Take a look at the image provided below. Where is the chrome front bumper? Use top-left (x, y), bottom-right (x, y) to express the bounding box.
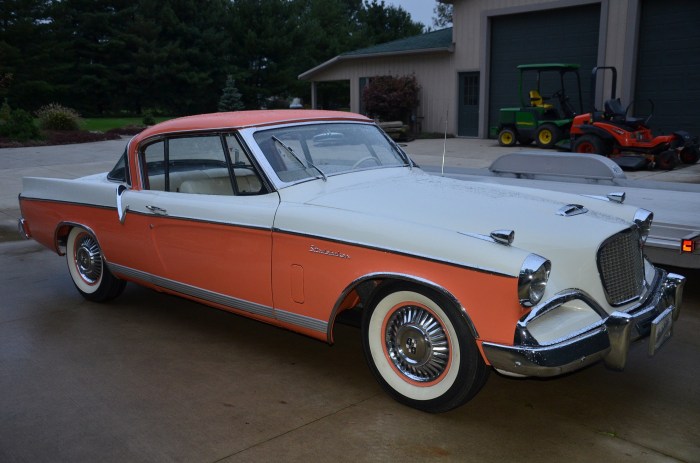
top-left (482, 270), bottom-right (685, 377)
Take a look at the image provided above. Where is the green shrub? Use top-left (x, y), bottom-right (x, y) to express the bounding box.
top-left (36, 103), bottom-right (81, 131)
top-left (0, 99), bottom-right (11, 122)
top-left (0, 109), bottom-right (41, 141)
top-left (142, 111), bottom-right (156, 126)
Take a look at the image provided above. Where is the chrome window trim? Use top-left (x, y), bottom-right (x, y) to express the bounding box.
top-left (238, 121), bottom-right (410, 190)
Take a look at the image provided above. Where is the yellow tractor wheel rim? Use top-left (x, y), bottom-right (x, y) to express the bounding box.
top-left (539, 130), bottom-right (552, 144)
top-left (500, 132), bottom-right (514, 144)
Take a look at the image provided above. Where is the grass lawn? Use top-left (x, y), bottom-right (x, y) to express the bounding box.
top-left (82, 117), bottom-right (172, 132)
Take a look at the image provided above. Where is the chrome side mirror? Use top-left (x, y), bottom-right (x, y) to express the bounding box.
top-left (116, 184), bottom-right (129, 224)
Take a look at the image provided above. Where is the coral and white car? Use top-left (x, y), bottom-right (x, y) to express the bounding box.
top-left (18, 110), bottom-right (685, 412)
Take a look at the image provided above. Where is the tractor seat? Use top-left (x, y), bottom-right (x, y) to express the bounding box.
top-left (604, 99), bottom-right (645, 128)
top-left (529, 90), bottom-right (554, 109)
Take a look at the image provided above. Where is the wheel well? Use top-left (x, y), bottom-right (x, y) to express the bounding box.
top-left (54, 223), bottom-right (73, 255)
top-left (327, 274), bottom-right (478, 344)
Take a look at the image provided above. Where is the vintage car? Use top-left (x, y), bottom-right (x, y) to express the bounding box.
top-left (18, 110), bottom-right (685, 412)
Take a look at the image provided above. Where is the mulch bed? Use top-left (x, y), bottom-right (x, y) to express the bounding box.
top-left (0, 125), bottom-right (146, 149)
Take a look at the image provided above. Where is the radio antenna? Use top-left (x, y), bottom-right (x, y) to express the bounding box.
top-left (441, 109), bottom-right (448, 176)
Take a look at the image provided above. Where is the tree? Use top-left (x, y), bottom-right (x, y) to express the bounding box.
top-left (362, 75), bottom-right (420, 122)
top-left (218, 75), bottom-right (245, 112)
top-left (433, 2), bottom-right (453, 28)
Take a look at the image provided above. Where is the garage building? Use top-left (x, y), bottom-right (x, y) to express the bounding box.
top-left (299, 0), bottom-right (700, 139)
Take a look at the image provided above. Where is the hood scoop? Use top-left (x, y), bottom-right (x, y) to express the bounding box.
top-left (557, 204), bottom-right (588, 217)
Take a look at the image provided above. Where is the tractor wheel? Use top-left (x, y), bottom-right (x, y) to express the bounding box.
top-left (535, 124), bottom-right (561, 149)
top-left (517, 137), bottom-right (533, 146)
top-left (680, 146), bottom-right (699, 164)
top-left (656, 150), bottom-right (679, 170)
top-left (572, 135), bottom-right (611, 156)
top-left (497, 128), bottom-right (517, 147)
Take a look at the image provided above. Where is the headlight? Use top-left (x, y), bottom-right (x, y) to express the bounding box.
top-left (518, 254), bottom-right (551, 307)
top-left (634, 209), bottom-right (654, 244)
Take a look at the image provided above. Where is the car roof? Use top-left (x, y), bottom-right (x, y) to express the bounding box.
top-left (132, 109), bottom-right (372, 144)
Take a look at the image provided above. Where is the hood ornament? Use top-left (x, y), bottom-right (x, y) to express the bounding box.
top-left (490, 229), bottom-right (515, 246)
top-left (557, 204), bottom-right (588, 217)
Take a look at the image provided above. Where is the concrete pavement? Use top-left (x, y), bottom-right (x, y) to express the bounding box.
top-left (1, 136), bottom-right (699, 461)
top-left (1, 238), bottom-right (698, 462)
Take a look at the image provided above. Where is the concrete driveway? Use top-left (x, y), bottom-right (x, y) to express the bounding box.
top-left (1, 138), bottom-right (699, 462)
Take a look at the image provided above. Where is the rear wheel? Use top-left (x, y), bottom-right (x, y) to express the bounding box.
top-left (572, 134), bottom-right (611, 156)
top-left (66, 226), bottom-right (126, 302)
top-left (535, 124), bottom-right (561, 149)
top-left (680, 146), bottom-right (699, 164)
top-left (361, 283), bottom-right (489, 413)
top-left (497, 128), bottom-right (517, 147)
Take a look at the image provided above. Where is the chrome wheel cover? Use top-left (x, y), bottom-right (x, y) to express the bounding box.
top-left (385, 305), bottom-right (449, 382)
top-left (74, 234), bottom-right (103, 284)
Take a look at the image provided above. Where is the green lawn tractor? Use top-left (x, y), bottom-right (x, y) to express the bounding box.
top-left (494, 63), bottom-right (583, 149)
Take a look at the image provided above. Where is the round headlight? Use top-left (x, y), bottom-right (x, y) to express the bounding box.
top-left (518, 254), bottom-right (551, 307)
top-left (634, 209), bottom-right (653, 244)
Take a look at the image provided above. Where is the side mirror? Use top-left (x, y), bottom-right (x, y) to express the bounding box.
top-left (116, 184), bottom-right (129, 224)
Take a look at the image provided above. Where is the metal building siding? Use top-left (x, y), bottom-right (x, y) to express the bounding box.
top-left (307, 53), bottom-right (455, 133)
top-left (487, 3), bottom-right (601, 132)
top-left (634, 0), bottom-right (700, 136)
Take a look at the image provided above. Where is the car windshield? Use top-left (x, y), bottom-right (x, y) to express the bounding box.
top-left (253, 123), bottom-right (409, 183)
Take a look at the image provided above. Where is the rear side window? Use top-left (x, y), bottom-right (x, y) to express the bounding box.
top-left (140, 133), bottom-right (266, 196)
top-left (107, 148), bottom-right (131, 184)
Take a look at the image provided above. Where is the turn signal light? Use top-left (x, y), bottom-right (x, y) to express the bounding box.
top-left (681, 233), bottom-right (699, 253)
top-left (681, 239), bottom-right (695, 253)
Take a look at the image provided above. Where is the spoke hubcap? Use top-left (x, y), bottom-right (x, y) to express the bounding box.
top-left (385, 305), bottom-right (449, 382)
top-left (75, 235), bottom-right (102, 284)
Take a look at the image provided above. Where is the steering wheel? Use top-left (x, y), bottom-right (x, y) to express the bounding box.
top-left (352, 156), bottom-right (380, 169)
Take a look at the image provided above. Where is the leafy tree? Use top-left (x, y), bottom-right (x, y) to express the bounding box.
top-left (433, 2), bottom-right (453, 28)
top-left (362, 74), bottom-right (420, 122)
top-left (218, 75), bottom-right (245, 111)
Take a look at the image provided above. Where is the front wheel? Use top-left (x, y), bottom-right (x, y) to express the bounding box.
top-left (361, 283), bottom-right (489, 413)
top-left (497, 128), bottom-right (517, 147)
top-left (535, 124), bottom-right (561, 149)
top-left (66, 226), bottom-right (126, 302)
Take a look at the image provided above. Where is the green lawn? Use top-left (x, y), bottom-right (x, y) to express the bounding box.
top-left (81, 117), bottom-right (172, 132)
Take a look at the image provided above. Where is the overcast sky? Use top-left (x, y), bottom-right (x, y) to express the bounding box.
top-left (386, 0), bottom-right (437, 29)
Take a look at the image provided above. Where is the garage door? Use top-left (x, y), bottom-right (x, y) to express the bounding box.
top-left (487, 4), bottom-right (600, 135)
top-left (635, 0), bottom-right (700, 136)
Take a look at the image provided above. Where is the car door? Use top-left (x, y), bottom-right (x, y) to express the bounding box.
top-left (126, 132), bottom-right (279, 316)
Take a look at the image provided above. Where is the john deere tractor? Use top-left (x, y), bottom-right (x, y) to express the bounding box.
top-left (494, 63), bottom-right (583, 149)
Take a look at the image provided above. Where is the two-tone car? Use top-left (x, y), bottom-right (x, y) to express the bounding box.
top-left (18, 110), bottom-right (685, 412)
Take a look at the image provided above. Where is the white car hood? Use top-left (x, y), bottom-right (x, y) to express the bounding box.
top-left (276, 168), bottom-right (644, 305)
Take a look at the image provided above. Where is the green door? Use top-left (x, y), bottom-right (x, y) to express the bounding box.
top-left (458, 72), bottom-right (479, 136)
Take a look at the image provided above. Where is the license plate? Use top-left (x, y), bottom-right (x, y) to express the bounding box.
top-left (649, 307), bottom-right (674, 356)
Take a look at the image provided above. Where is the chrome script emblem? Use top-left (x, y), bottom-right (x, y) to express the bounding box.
top-left (309, 244), bottom-right (350, 259)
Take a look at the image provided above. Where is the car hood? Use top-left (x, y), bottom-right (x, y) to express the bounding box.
top-left (275, 168), bottom-right (645, 302)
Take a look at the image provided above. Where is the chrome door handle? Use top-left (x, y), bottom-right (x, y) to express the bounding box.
top-left (145, 205), bottom-right (168, 216)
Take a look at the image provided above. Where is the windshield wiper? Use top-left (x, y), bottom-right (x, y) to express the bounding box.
top-left (272, 136), bottom-right (327, 182)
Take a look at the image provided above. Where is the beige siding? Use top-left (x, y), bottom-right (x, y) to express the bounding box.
top-left (301, 0), bottom-right (641, 137)
top-left (307, 53), bottom-right (455, 134)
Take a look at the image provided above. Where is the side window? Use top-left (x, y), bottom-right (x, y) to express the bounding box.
top-left (225, 134), bottom-right (265, 195)
top-left (143, 141), bottom-right (166, 191)
top-left (168, 135), bottom-right (233, 195)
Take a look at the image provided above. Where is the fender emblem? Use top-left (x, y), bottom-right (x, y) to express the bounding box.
top-left (309, 245), bottom-right (350, 259)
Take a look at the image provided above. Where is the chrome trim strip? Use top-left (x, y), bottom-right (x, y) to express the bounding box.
top-left (276, 310), bottom-right (327, 333)
top-left (17, 218), bottom-right (31, 240)
top-left (275, 228), bottom-right (515, 278)
top-left (327, 272), bottom-right (480, 342)
top-left (107, 262), bottom-right (327, 333)
top-left (109, 262), bottom-right (273, 317)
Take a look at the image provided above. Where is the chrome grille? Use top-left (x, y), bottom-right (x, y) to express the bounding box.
top-left (597, 228), bottom-right (645, 306)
